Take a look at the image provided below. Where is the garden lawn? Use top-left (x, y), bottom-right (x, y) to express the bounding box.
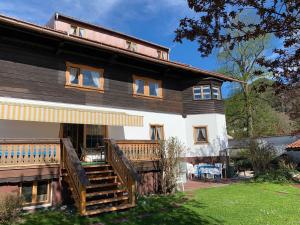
top-left (16, 183), bottom-right (300, 225)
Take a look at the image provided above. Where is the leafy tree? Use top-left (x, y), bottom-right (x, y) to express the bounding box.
top-left (225, 79), bottom-right (295, 138)
top-left (218, 34), bottom-right (270, 137)
top-left (175, 0), bottom-right (300, 88)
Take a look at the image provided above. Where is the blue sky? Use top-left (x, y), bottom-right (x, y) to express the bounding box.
top-left (0, 0), bottom-right (236, 97)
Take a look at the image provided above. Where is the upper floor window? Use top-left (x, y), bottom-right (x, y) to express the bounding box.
top-left (66, 62), bottom-right (104, 92)
top-left (126, 41), bottom-right (137, 52)
top-left (193, 126), bottom-right (208, 144)
top-left (193, 85), bottom-right (221, 100)
top-left (69, 25), bottom-right (85, 38)
top-left (150, 124), bottom-right (164, 141)
top-left (133, 75), bottom-right (162, 99)
top-left (212, 86), bottom-right (221, 100)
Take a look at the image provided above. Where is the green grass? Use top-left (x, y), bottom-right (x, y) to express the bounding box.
top-left (16, 183), bottom-right (300, 225)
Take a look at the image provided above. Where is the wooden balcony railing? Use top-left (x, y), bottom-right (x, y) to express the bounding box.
top-left (106, 139), bottom-right (139, 207)
top-left (116, 140), bottom-right (161, 161)
top-left (0, 139), bottom-right (60, 167)
top-left (61, 138), bottom-right (90, 215)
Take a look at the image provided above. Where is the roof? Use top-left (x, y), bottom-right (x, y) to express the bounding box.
top-left (54, 13), bottom-right (170, 51)
top-left (287, 139), bottom-right (300, 149)
top-left (0, 13), bottom-right (242, 83)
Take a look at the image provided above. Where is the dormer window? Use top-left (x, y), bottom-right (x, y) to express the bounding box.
top-left (126, 41), bottom-right (137, 52)
top-left (157, 50), bottom-right (166, 60)
top-left (69, 25), bottom-right (85, 38)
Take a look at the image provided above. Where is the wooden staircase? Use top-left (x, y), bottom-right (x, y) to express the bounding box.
top-left (61, 138), bottom-right (137, 216)
top-left (83, 163), bottom-right (133, 216)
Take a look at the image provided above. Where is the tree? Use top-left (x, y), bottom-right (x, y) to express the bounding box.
top-left (175, 0), bottom-right (300, 88)
top-left (218, 35), bottom-right (270, 137)
top-left (225, 79), bottom-right (296, 138)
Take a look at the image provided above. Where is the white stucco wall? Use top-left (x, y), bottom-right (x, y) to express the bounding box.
top-left (108, 111), bottom-right (186, 142)
top-left (0, 120), bottom-right (60, 138)
top-left (185, 114), bottom-right (228, 157)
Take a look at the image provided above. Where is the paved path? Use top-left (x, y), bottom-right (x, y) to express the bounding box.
top-left (184, 180), bottom-right (230, 192)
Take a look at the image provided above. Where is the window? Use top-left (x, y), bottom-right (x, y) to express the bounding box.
top-left (133, 75), bottom-right (162, 98)
top-left (193, 85), bottom-right (212, 100)
top-left (70, 25), bottom-right (77, 35)
top-left (150, 125), bottom-right (164, 140)
top-left (85, 125), bottom-right (107, 148)
top-left (78, 28), bottom-right (85, 38)
top-left (126, 41), bottom-right (137, 52)
top-left (212, 86), bottom-right (221, 100)
top-left (193, 85), bottom-right (222, 100)
top-left (149, 81), bottom-right (159, 96)
top-left (193, 126), bottom-right (208, 144)
top-left (69, 25), bottom-right (85, 38)
top-left (157, 50), bottom-right (167, 60)
top-left (20, 181), bottom-right (51, 205)
top-left (135, 79), bottom-right (145, 94)
top-left (66, 62), bottom-right (104, 92)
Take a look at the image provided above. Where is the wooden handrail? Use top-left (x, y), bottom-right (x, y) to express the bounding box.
top-left (61, 138), bottom-right (90, 215)
top-left (105, 139), bottom-right (139, 207)
top-left (0, 138), bottom-right (60, 144)
top-left (0, 139), bottom-right (61, 167)
top-left (116, 140), bottom-right (160, 161)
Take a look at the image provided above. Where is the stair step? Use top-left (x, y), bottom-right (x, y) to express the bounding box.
top-left (87, 182), bottom-right (120, 189)
top-left (89, 176), bottom-right (117, 181)
top-left (85, 203), bottom-right (134, 216)
top-left (83, 164), bottom-right (111, 168)
top-left (86, 170), bottom-right (114, 175)
top-left (86, 189), bottom-right (126, 197)
top-left (86, 196), bottom-right (129, 206)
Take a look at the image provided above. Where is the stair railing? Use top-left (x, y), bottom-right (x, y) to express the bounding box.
top-left (61, 138), bottom-right (90, 215)
top-left (105, 139), bottom-right (139, 207)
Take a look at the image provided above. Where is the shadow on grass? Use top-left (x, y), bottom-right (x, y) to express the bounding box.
top-left (18, 194), bottom-right (224, 225)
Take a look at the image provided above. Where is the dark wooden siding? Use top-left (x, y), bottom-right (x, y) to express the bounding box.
top-left (0, 43), bottom-right (183, 114)
top-left (0, 32), bottom-right (225, 116)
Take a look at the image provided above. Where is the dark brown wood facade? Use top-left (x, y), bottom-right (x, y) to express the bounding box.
top-left (0, 20), bottom-right (227, 115)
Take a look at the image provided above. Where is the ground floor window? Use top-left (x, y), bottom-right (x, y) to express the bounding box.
top-left (150, 124), bottom-right (164, 141)
top-left (20, 180), bottom-right (51, 205)
top-left (193, 126), bottom-right (208, 144)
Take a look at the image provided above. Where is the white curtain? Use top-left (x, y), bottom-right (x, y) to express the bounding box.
top-left (136, 80), bottom-right (144, 93)
top-left (156, 127), bottom-right (161, 140)
top-left (91, 71), bottom-right (100, 87)
top-left (197, 128), bottom-right (206, 141)
top-left (70, 67), bottom-right (77, 83)
top-left (154, 83), bottom-right (158, 96)
top-left (79, 28), bottom-right (85, 37)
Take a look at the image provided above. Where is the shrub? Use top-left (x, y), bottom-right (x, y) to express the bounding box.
top-left (253, 169), bottom-right (294, 183)
top-left (0, 193), bottom-right (22, 224)
top-left (158, 137), bottom-right (185, 194)
top-left (248, 140), bottom-right (276, 174)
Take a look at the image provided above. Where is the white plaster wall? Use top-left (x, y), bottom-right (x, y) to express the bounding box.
top-left (185, 114), bottom-right (228, 157)
top-left (0, 120), bottom-right (60, 138)
top-left (107, 110), bottom-right (186, 144)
